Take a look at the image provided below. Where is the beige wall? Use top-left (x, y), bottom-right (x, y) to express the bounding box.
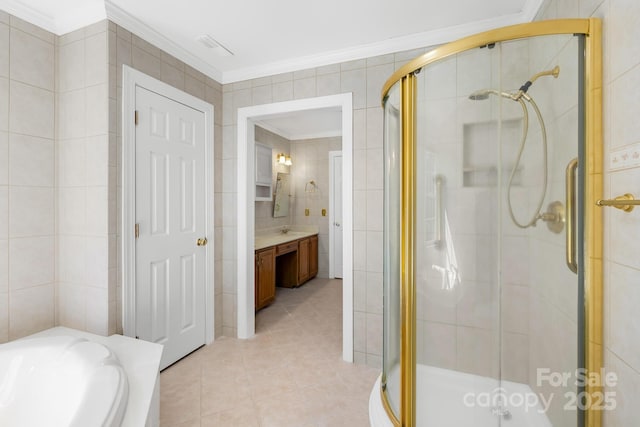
top-left (0, 14), bottom-right (224, 342)
top-left (538, 0), bottom-right (640, 425)
top-left (0, 13), bottom-right (55, 342)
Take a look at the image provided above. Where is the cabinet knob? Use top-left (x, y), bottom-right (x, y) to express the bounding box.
top-left (197, 237), bottom-right (208, 246)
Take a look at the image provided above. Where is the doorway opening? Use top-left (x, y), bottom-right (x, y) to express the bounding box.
top-left (237, 93), bottom-right (354, 362)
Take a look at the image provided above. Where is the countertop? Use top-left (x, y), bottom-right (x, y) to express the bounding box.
top-left (255, 227), bottom-right (318, 251)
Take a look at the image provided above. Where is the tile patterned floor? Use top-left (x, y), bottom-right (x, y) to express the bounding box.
top-left (160, 278), bottom-right (380, 426)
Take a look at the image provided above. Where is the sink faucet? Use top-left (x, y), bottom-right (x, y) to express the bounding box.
top-left (281, 225), bottom-right (290, 234)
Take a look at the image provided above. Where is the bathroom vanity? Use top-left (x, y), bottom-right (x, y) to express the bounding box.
top-left (254, 230), bottom-right (318, 311)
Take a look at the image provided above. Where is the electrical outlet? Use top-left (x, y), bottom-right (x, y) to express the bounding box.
top-left (322, 209), bottom-right (327, 216)
top-left (305, 208), bottom-right (310, 216)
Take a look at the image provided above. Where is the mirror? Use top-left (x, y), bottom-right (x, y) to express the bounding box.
top-left (273, 172), bottom-right (291, 218)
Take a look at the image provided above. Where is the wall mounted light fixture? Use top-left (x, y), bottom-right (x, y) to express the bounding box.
top-left (277, 153), bottom-right (292, 166)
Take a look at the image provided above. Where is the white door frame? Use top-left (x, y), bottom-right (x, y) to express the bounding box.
top-left (237, 93), bottom-right (354, 362)
top-left (121, 65), bottom-right (215, 345)
top-left (328, 150), bottom-right (342, 279)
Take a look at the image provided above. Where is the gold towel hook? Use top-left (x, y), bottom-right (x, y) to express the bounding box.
top-left (596, 193), bottom-right (640, 212)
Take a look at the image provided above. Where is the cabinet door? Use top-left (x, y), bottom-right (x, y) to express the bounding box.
top-left (255, 143), bottom-right (273, 201)
top-left (298, 238), bottom-right (310, 284)
top-left (255, 143), bottom-right (272, 185)
top-left (256, 247), bottom-right (276, 310)
top-left (309, 235), bottom-right (318, 279)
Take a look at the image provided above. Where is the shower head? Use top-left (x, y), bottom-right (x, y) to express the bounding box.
top-left (468, 90), bottom-right (491, 100)
top-left (468, 89), bottom-right (515, 101)
top-left (469, 65), bottom-right (560, 102)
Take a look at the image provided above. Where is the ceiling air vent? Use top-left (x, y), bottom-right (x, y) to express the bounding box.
top-left (196, 34), bottom-right (233, 57)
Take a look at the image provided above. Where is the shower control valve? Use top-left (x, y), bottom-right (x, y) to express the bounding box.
top-left (538, 201), bottom-right (565, 234)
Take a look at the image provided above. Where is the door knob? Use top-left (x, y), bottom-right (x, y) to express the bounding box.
top-left (335, 222), bottom-right (341, 227)
top-left (197, 237), bottom-right (208, 246)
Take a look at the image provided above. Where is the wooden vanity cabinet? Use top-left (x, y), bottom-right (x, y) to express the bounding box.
top-left (297, 235), bottom-right (318, 283)
top-left (255, 247), bottom-right (276, 310)
top-left (309, 235), bottom-right (318, 278)
top-left (255, 234), bottom-right (319, 311)
top-left (298, 238), bottom-right (310, 283)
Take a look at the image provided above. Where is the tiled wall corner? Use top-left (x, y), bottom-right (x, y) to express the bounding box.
top-left (56, 20), bottom-right (111, 336)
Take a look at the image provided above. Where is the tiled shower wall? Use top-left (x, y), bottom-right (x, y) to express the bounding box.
top-left (220, 51), bottom-right (426, 365)
top-left (538, 0), bottom-right (640, 425)
top-left (107, 22), bottom-right (224, 337)
top-left (0, 14), bottom-right (55, 342)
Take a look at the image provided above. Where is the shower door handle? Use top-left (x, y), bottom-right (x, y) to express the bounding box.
top-left (434, 175), bottom-right (444, 246)
top-left (566, 158), bottom-right (578, 274)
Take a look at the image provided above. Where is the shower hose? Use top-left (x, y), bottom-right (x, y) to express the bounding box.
top-left (506, 95), bottom-right (548, 228)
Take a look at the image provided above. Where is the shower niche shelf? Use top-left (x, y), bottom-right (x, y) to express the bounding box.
top-left (462, 118), bottom-right (524, 187)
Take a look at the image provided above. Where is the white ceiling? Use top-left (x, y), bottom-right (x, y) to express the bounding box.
top-left (256, 107), bottom-right (342, 141)
top-left (0, 0), bottom-right (543, 84)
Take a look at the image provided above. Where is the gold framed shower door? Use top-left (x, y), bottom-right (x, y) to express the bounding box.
top-left (380, 18), bottom-right (603, 427)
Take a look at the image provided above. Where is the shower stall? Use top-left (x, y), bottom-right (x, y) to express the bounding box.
top-left (370, 19), bottom-right (603, 427)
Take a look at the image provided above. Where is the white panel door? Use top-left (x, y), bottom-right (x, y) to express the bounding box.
top-left (331, 152), bottom-right (343, 278)
top-left (135, 86), bottom-right (206, 370)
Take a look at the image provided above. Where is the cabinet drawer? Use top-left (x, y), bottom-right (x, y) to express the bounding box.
top-left (276, 241), bottom-right (298, 255)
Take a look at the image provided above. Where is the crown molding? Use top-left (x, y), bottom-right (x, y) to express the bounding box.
top-left (104, 0), bottom-right (544, 85)
top-left (256, 119), bottom-right (342, 141)
top-left (222, 2), bottom-right (543, 84)
top-left (0, 0), bottom-right (106, 35)
top-left (0, 0), bottom-right (56, 33)
top-left (104, 0), bottom-right (223, 83)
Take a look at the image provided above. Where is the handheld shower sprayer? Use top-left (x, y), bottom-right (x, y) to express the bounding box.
top-left (468, 65), bottom-right (561, 229)
top-left (468, 66), bottom-right (561, 103)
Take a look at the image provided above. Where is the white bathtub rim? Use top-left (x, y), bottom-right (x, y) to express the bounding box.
top-left (16, 327), bottom-right (163, 427)
top-left (0, 334), bottom-right (129, 427)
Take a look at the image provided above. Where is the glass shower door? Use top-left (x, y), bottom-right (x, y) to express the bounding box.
top-left (381, 80), bottom-right (402, 420)
top-left (410, 32), bottom-right (582, 426)
top-left (414, 46), bottom-right (502, 427)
